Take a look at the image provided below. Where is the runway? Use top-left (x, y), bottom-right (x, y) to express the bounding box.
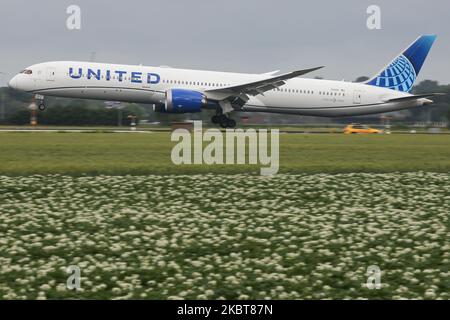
top-left (0, 128), bottom-right (448, 135)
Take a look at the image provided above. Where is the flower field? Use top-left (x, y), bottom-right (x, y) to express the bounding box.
top-left (0, 172), bottom-right (448, 300)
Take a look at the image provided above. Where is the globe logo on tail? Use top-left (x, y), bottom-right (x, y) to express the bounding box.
top-left (370, 55), bottom-right (416, 92)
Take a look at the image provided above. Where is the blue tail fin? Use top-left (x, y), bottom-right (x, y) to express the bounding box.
top-left (365, 35), bottom-right (437, 92)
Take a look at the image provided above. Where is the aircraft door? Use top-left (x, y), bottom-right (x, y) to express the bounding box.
top-left (353, 90), bottom-right (362, 104)
top-left (46, 67), bottom-right (56, 81)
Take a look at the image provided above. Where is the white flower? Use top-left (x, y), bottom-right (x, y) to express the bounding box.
top-left (0, 173), bottom-right (447, 300)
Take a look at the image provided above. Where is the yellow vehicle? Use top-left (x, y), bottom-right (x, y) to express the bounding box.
top-left (344, 124), bottom-right (383, 134)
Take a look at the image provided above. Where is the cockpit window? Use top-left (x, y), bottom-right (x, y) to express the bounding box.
top-left (20, 69), bottom-right (33, 75)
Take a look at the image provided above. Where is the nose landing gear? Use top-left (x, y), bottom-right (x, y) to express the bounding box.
top-left (34, 94), bottom-right (46, 111)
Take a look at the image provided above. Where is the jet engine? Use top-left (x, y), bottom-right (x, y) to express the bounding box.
top-left (162, 89), bottom-right (207, 113)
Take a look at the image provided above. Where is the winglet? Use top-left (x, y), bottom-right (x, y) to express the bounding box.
top-left (291, 66), bottom-right (325, 77)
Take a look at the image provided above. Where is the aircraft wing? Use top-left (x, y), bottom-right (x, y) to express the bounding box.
top-left (205, 66), bottom-right (324, 100)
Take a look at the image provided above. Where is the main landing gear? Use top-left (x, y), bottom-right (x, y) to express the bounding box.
top-left (211, 114), bottom-right (236, 128)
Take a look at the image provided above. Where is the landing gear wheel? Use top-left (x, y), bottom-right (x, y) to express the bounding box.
top-left (211, 115), bottom-right (220, 124)
top-left (227, 118), bottom-right (236, 128)
top-left (219, 119), bottom-right (229, 128)
top-left (219, 116), bottom-right (236, 129)
top-left (218, 115), bottom-right (228, 128)
top-left (38, 103), bottom-right (46, 111)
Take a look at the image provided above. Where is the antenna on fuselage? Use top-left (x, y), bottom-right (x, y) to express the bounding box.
top-left (89, 51), bottom-right (97, 62)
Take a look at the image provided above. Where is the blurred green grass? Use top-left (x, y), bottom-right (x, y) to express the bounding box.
top-left (0, 132), bottom-right (449, 175)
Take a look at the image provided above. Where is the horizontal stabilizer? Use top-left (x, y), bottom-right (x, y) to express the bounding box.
top-left (384, 93), bottom-right (446, 103)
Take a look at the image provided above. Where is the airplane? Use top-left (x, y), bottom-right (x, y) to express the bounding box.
top-left (8, 35), bottom-right (443, 128)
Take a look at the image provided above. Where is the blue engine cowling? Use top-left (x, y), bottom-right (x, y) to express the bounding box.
top-left (164, 89), bottom-right (207, 113)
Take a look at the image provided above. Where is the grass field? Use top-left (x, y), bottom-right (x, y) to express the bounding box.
top-left (0, 132), bottom-right (449, 300)
top-left (0, 132), bottom-right (449, 175)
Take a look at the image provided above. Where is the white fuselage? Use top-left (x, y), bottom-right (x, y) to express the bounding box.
top-left (9, 61), bottom-right (429, 117)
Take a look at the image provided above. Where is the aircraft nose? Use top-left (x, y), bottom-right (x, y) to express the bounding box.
top-left (8, 76), bottom-right (17, 89)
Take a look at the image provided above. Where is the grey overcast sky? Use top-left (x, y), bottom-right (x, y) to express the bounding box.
top-left (1, 0), bottom-right (449, 86)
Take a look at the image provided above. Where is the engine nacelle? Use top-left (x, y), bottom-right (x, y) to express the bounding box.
top-left (164, 89), bottom-right (207, 113)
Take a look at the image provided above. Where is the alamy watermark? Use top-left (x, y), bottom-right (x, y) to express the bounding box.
top-left (365, 265), bottom-right (382, 289)
top-left (66, 265), bottom-right (81, 291)
top-left (366, 5), bottom-right (381, 30)
top-left (171, 121), bottom-right (279, 176)
top-left (66, 5), bottom-right (81, 30)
